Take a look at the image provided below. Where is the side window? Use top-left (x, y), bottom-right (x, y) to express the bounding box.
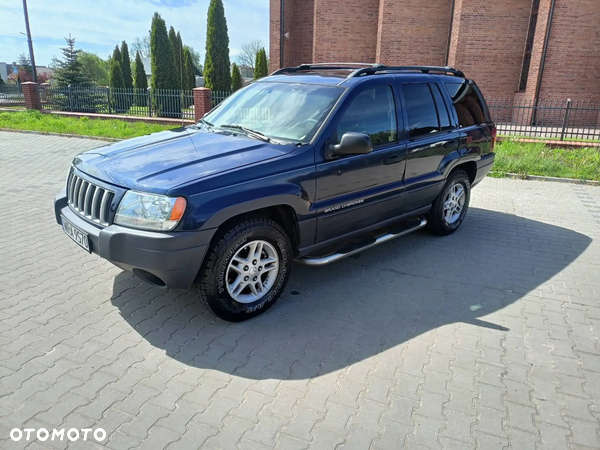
top-left (430, 84), bottom-right (452, 130)
top-left (335, 86), bottom-right (397, 147)
top-left (403, 83), bottom-right (440, 139)
top-left (445, 82), bottom-right (488, 127)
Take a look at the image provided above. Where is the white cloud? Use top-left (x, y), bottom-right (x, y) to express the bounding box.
top-left (0, 0), bottom-right (269, 65)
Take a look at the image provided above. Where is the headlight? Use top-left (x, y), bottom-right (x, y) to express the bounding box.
top-left (114, 191), bottom-right (187, 231)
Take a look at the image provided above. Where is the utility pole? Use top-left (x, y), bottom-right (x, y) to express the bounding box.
top-left (22, 0), bottom-right (37, 82)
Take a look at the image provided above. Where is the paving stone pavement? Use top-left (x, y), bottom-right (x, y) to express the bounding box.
top-left (0, 130), bottom-right (599, 450)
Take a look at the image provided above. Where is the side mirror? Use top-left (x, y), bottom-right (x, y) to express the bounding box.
top-left (326, 132), bottom-right (373, 159)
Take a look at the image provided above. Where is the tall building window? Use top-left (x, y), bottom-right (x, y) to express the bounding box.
top-left (519, 0), bottom-right (541, 92)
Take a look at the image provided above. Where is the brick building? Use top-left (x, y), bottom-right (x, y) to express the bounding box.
top-left (269, 0), bottom-right (600, 105)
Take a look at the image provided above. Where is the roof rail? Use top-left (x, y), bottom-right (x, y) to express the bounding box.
top-left (270, 63), bottom-right (465, 78)
top-left (271, 62), bottom-right (384, 76)
top-left (348, 65), bottom-right (465, 78)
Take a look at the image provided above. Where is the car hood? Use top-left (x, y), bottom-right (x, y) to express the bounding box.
top-left (73, 127), bottom-right (296, 193)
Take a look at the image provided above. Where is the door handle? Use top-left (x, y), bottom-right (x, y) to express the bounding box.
top-left (383, 154), bottom-right (401, 165)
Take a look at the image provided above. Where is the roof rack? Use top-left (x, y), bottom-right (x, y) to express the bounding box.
top-left (271, 63), bottom-right (384, 76)
top-left (349, 65), bottom-right (465, 78)
top-left (271, 63), bottom-right (464, 78)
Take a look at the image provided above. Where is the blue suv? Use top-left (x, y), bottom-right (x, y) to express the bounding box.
top-left (54, 64), bottom-right (496, 321)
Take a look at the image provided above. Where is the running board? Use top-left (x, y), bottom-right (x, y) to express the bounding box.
top-left (296, 217), bottom-right (428, 266)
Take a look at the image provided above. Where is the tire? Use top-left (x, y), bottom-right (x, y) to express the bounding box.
top-left (428, 169), bottom-right (471, 236)
top-left (192, 216), bottom-right (292, 322)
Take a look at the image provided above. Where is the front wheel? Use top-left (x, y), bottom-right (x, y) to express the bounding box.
top-left (428, 169), bottom-right (471, 236)
top-left (192, 217), bottom-right (292, 322)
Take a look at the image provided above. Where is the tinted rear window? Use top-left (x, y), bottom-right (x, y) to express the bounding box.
top-left (445, 82), bottom-right (490, 127)
top-left (403, 83), bottom-right (440, 139)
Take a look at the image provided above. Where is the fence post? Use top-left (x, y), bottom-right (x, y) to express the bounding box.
top-left (106, 87), bottom-right (112, 114)
top-left (21, 82), bottom-right (41, 110)
top-left (193, 87), bottom-right (212, 122)
top-left (147, 87), bottom-right (152, 117)
top-left (67, 85), bottom-right (74, 112)
top-left (560, 98), bottom-right (572, 141)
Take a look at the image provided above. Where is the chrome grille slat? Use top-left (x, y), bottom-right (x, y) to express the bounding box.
top-left (90, 187), bottom-right (102, 220)
top-left (72, 178), bottom-right (83, 209)
top-left (66, 172), bottom-right (114, 226)
top-left (99, 191), bottom-right (110, 224)
top-left (78, 181), bottom-right (88, 212)
top-left (84, 185), bottom-right (95, 216)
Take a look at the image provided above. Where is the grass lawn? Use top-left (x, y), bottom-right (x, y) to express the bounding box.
top-left (0, 110), bottom-right (177, 140)
top-left (493, 140), bottom-right (600, 181)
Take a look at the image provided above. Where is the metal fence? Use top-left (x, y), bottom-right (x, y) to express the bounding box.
top-left (212, 90), bottom-right (232, 107)
top-left (0, 85), bottom-right (25, 108)
top-left (38, 85), bottom-right (196, 119)
top-left (487, 98), bottom-right (600, 141)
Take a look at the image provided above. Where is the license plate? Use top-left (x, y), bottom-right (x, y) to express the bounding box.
top-left (61, 216), bottom-right (90, 252)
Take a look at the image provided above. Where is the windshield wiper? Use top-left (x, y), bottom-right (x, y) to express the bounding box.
top-left (198, 118), bottom-right (214, 128)
top-left (219, 124), bottom-right (271, 143)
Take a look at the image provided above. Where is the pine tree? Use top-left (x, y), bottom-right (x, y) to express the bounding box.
top-left (134, 51), bottom-right (148, 90)
top-left (169, 27), bottom-right (182, 89)
top-left (150, 12), bottom-right (179, 116)
top-left (231, 63), bottom-right (242, 91)
top-left (134, 51), bottom-right (148, 107)
top-left (120, 41), bottom-right (133, 89)
top-left (53, 35), bottom-right (89, 86)
top-left (204, 0), bottom-right (231, 91)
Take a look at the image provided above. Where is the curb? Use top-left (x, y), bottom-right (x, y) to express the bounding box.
top-left (0, 128), bottom-right (121, 142)
top-left (489, 172), bottom-right (600, 186)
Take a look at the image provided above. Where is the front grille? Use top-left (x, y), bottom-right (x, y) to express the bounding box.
top-left (67, 172), bottom-right (114, 226)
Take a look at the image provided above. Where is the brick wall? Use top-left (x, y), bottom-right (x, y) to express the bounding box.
top-left (538, 0), bottom-right (600, 101)
top-left (376, 0), bottom-right (452, 66)
top-left (447, 0), bottom-right (531, 99)
top-left (312, 0), bottom-right (380, 63)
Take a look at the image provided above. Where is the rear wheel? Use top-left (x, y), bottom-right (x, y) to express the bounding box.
top-left (192, 217), bottom-right (292, 322)
top-left (428, 169), bottom-right (471, 236)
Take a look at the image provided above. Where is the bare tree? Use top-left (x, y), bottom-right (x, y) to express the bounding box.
top-left (131, 35), bottom-right (151, 58)
top-left (236, 39), bottom-right (265, 70)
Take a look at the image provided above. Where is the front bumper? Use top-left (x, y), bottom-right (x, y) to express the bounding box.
top-left (54, 189), bottom-right (215, 291)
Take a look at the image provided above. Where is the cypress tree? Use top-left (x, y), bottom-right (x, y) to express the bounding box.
top-left (109, 58), bottom-right (126, 112)
top-left (151, 12), bottom-right (177, 90)
top-left (231, 63), bottom-right (242, 91)
top-left (177, 31), bottom-right (184, 88)
top-left (169, 27), bottom-right (182, 89)
top-left (150, 12), bottom-right (179, 116)
top-left (134, 51), bottom-right (148, 107)
top-left (112, 45), bottom-right (122, 70)
top-left (204, 0), bottom-right (231, 91)
top-left (120, 41), bottom-right (133, 89)
top-left (109, 59), bottom-right (125, 88)
top-left (183, 47), bottom-right (196, 91)
top-left (254, 48), bottom-right (268, 79)
top-left (134, 51), bottom-right (148, 90)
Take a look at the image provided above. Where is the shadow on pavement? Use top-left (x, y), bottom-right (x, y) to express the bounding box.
top-left (111, 207), bottom-right (591, 380)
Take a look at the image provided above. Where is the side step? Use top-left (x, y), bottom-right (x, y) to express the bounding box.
top-left (296, 217), bottom-right (428, 266)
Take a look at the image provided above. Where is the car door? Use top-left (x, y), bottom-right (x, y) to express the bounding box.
top-left (400, 80), bottom-right (460, 212)
top-left (314, 83), bottom-right (407, 243)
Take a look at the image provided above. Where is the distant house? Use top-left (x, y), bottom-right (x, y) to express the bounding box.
top-left (238, 65), bottom-right (254, 79)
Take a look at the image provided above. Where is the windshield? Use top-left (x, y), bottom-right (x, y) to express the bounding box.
top-left (203, 82), bottom-right (345, 144)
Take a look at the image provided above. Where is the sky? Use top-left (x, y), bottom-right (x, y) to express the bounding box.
top-left (0, 0), bottom-right (269, 67)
